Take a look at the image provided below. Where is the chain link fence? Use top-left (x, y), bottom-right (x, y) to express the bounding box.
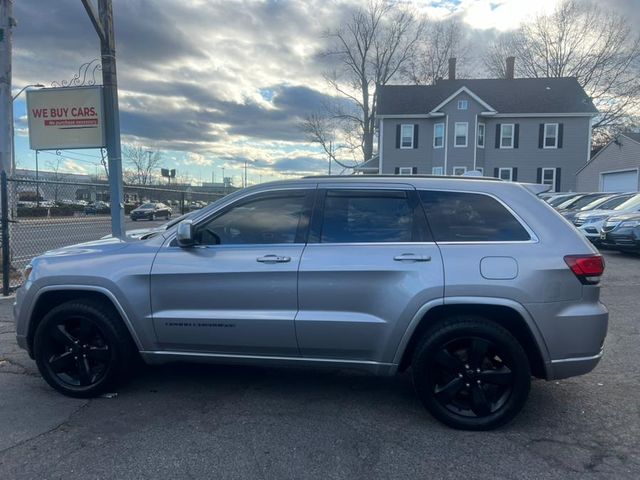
top-left (0, 174), bottom-right (227, 293)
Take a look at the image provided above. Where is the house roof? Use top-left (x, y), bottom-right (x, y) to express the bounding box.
top-left (377, 78), bottom-right (598, 116)
top-left (622, 132), bottom-right (640, 144)
top-left (575, 132), bottom-right (640, 174)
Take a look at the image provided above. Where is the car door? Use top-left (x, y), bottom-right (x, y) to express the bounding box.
top-left (295, 184), bottom-right (444, 363)
top-left (150, 187), bottom-right (314, 356)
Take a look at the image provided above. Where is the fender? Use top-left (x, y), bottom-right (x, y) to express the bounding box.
top-left (390, 296), bottom-right (552, 377)
top-left (27, 284), bottom-right (145, 351)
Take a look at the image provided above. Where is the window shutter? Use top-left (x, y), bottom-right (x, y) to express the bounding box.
top-left (555, 168), bottom-right (562, 192)
top-left (394, 167), bottom-right (400, 174)
top-left (512, 167), bottom-right (518, 181)
top-left (514, 124), bottom-right (519, 149)
top-left (558, 123), bottom-right (564, 148)
top-left (395, 125), bottom-right (401, 148)
top-left (536, 167), bottom-right (542, 184)
top-left (412, 167), bottom-right (418, 174)
top-left (538, 124), bottom-right (544, 149)
top-left (495, 124), bottom-right (501, 148)
top-left (413, 124), bottom-right (419, 148)
top-left (494, 167), bottom-right (499, 178)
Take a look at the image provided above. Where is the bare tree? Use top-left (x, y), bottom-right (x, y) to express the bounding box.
top-left (123, 144), bottom-right (162, 185)
top-left (404, 17), bottom-right (468, 85)
top-left (325, 1), bottom-right (421, 162)
top-left (46, 156), bottom-right (66, 204)
top-left (484, 0), bottom-right (640, 142)
top-left (300, 113), bottom-right (360, 174)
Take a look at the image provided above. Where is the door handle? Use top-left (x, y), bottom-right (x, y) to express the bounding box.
top-left (257, 255), bottom-right (291, 264)
top-left (393, 253), bottom-right (431, 262)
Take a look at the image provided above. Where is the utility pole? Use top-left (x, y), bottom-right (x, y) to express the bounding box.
top-left (244, 160), bottom-right (247, 188)
top-left (0, 0), bottom-right (15, 176)
top-left (81, 0), bottom-right (125, 237)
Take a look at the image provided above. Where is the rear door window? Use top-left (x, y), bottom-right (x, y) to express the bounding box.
top-left (419, 190), bottom-right (531, 242)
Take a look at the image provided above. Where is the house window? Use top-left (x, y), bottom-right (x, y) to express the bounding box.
top-left (542, 168), bottom-right (556, 191)
top-left (457, 100), bottom-right (468, 110)
top-left (500, 124), bottom-right (514, 148)
top-left (433, 123), bottom-right (444, 148)
top-left (454, 122), bottom-right (468, 147)
top-left (477, 123), bottom-right (485, 148)
top-left (453, 166), bottom-right (467, 176)
top-left (398, 167), bottom-right (413, 175)
top-left (400, 124), bottom-right (414, 149)
top-left (499, 168), bottom-right (513, 181)
top-left (432, 167), bottom-right (444, 176)
top-left (544, 123), bottom-right (558, 148)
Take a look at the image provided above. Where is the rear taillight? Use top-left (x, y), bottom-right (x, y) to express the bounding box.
top-left (564, 254), bottom-right (605, 285)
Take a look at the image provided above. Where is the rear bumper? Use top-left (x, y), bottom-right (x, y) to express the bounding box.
top-left (549, 348), bottom-right (604, 380)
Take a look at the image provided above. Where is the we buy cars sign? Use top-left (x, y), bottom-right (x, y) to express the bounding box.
top-left (27, 86), bottom-right (106, 150)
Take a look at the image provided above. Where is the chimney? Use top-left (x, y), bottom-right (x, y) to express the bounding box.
top-left (505, 56), bottom-right (515, 80)
top-left (448, 57), bottom-right (456, 80)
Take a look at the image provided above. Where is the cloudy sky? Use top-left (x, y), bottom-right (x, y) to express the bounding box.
top-left (11, 0), bottom-right (639, 185)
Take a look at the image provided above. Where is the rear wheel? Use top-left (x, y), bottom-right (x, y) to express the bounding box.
top-left (150, 213), bottom-right (156, 221)
top-left (411, 316), bottom-right (530, 430)
top-left (33, 300), bottom-right (135, 398)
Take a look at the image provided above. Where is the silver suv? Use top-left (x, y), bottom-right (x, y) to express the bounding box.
top-left (14, 176), bottom-right (608, 430)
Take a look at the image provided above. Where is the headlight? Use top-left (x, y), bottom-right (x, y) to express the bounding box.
top-left (22, 264), bottom-right (33, 282)
top-left (620, 220), bottom-right (640, 228)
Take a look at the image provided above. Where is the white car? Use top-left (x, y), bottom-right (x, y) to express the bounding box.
top-left (575, 193), bottom-right (640, 243)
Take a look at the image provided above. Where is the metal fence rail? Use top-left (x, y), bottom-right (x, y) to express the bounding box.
top-left (0, 175), bottom-right (227, 293)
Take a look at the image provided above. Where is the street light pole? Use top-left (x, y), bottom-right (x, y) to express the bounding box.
top-left (0, 0), bottom-right (15, 176)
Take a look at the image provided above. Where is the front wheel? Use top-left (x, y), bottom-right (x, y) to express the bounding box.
top-left (33, 300), bottom-right (135, 398)
top-left (411, 316), bottom-right (530, 430)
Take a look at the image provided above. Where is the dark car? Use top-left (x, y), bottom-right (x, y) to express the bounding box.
top-left (600, 212), bottom-right (640, 253)
top-left (130, 202), bottom-right (172, 221)
top-left (84, 201), bottom-right (110, 215)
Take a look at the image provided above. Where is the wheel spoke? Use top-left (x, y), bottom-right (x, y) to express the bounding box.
top-left (78, 357), bottom-right (92, 386)
top-left (470, 386), bottom-right (492, 417)
top-left (468, 339), bottom-right (490, 368)
top-left (434, 349), bottom-right (464, 372)
top-left (479, 368), bottom-right (513, 386)
top-left (87, 345), bottom-right (110, 362)
top-left (48, 351), bottom-right (75, 373)
top-left (51, 324), bottom-right (77, 348)
top-left (435, 377), bottom-right (464, 403)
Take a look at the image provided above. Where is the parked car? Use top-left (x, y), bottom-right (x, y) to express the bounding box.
top-left (599, 212), bottom-right (640, 253)
top-left (84, 201), bottom-right (110, 215)
top-left (15, 176), bottom-right (608, 431)
top-left (576, 193), bottom-right (640, 244)
top-left (130, 202), bottom-right (172, 221)
top-left (547, 193), bottom-right (583, 208)
top-left (556, 193), bottom-right (610, 212)
top-left (562, 193), bottom-right (632, 223)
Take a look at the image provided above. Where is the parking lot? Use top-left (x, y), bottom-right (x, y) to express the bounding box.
top-left (0, 250), bottom-right (638, 479)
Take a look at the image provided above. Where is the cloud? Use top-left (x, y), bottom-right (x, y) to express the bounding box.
top-left (61, 160), bottom-right (88, 175)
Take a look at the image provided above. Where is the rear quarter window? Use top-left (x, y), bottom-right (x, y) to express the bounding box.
top-left (419, 190), bottom-right (531, 242)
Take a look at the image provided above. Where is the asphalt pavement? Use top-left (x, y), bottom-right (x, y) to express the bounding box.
top-left (0, 251), bottom-right (639, 479)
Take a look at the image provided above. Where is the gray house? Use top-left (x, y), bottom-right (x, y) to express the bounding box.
top-left (576, 132), bottom-right (640, 192)
top-left (373, 60), bottom-right (598, 192)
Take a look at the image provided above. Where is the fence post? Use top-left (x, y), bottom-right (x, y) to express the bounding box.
top-left (1, 172), bottom-right (10, 296)
top-left (181, 191), bottom-right (185, 215)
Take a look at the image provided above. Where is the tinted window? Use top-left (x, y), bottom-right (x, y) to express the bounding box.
top-left (320, 190), bottom-right (424, 243)
top-left (419, 191), bottom-right (530, 242)
top-left (197, 194), bottom-right (307, 245)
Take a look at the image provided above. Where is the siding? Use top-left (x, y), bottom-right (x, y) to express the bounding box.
top-left (576, 136), bottom-right (640, 191)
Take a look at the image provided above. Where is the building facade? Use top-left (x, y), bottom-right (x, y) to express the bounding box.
top-left (374, 63), bottom-right (598, 192)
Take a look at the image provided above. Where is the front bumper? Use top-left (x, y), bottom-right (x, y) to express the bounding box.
top-left (600, 229), bottom-right (640, 251)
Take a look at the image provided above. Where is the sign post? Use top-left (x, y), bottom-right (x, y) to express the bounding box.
top-left (81, 0), bottom-right (125, 238)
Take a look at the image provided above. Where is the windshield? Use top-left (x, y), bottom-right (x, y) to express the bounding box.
top-left (139, 203), bottom-right (155, 209)
top-left (549, 194), bottom-right (578, 207)
top-left (560, 194), bottom-right (606, 210)
top-left (613, 194), bottom-right (640, 211)
top-left (595, 194), bottom-right (634, 211)
top-left (578, 195), bottom-right (615, 211)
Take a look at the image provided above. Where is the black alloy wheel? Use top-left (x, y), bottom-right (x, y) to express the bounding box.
top-left (40, 317), bottom-right (112, 388)
top-left (34, 300), bottom-right (135, 397)
top-left (412, 316), bottom-right (530, 430)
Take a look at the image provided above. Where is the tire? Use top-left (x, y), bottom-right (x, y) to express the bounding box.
top-left (166, 212), bottom-right (171, 220)
top-left (150, 213), bottom-right (156, 221)
top-left (131, 217), bottom-right (137, 222)
top-left (33, 299), bottom-right (136, 398)
top-left (411, 316), bottom-right (530, 431)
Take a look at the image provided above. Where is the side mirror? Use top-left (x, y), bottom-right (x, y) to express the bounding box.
top-left (176, 219), bottom-right (195, 247)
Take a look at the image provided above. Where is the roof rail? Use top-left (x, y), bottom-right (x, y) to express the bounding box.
top-left (302, 174), bottom-right (503, 182)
